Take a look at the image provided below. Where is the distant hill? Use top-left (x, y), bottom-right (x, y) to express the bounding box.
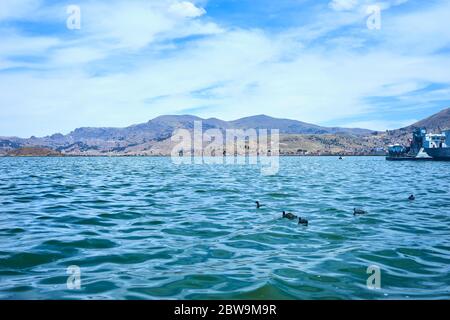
top-left (0, 114), bottom-right (372, 155)
top-left (1, 108), bottom-right (449, 156)
top-left (403, 107), bottom-right (450, 131)
top-left (228, 115), bottom-right (371, 135)
top-left (6, 147), bottom-right (62, 157)
top-left (63, 114), bottom-right (372, 142)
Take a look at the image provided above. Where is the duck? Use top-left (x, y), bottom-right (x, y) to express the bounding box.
top-left (408, 194), bottom-right (415, 201)
top-left (339, 156), bottom-right (343, 160)
top-left (353, 208), bottom-right (367, 215)
top-left (255, 201), bottom-right (263, 209)
top-left (298, 217), bottom-right (309, 226)
top-left (282, 211), bottom-right (297, 220)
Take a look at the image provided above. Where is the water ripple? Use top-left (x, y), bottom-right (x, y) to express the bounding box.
top-left (0, 156), bottom-right (449, 299)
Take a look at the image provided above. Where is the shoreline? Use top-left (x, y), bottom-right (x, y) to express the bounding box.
top-left (0, 154), bottom-right (387, 158)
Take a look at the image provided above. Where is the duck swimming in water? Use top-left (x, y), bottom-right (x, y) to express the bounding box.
top-left (282, 211), bottom-right (297, 220)
top-left (298, 217), bottom-right (309, 226)
top-left (408, 194), bottom-right (415, 201)
top-left (255, 201), bottom-right (263, 209)
top-left (353, 208), bottom-right (367, 215)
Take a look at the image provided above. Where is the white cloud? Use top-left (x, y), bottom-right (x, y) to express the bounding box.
top-left (329, 0), bottom-right (359, 11)
top-left (0, 29), bottom-right (60, 55)
top-left (3, 25), bottom-right (450, 136)
top-left (78, 0), bottom-right (214, 50)
top-left (50, 47), bottom-right (106, 66)
top-left (328, 0), bottom-right (409, 13)
top-left (80, 1), bottom-right (178, 50)
top-left (168, 1), bottom-right (206, 18)
top-left (0, 0), bottom-right (41, 21)
top-left (0, 0), bottom-right (449, 137)
top-left (0, 0), bottom-right (219, 69)
top-left (382, 1), bottom-right (450, 54)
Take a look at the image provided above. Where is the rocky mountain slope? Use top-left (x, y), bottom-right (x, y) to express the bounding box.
top-left (1, 108), bottom-right (448, 156)
top-left (403, 107), bottom-right (450, 132)
top-left (5, 147), bottom-right (62, 157)
top-left (383, 107), bottom-right (450, 146)
top-left (0, 114), bottom-right (371, 155)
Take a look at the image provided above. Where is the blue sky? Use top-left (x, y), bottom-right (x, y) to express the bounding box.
top-left (1, 0), bottom-right (450, 137)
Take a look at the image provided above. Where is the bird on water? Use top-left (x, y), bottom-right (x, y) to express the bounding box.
top-left (408, 194), bottom-right (415, 201)
top-left (282, 211), bottom-right (297, 220)
top-left (255, 201), bottom-right (263, 209)
top-left (353, 208), bottom-right (367, 215)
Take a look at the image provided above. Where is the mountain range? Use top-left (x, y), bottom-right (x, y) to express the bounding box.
top-left (402, 107), bottom-right (450, 131)
top-left (1, 108), bottom-right (449, 156)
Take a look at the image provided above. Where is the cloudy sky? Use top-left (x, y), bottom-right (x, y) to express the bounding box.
top-left (1, 0), bottom-right (449, 137)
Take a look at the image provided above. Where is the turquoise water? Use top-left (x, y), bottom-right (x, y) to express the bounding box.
top-left (0, 156), bottom-right (449, 300)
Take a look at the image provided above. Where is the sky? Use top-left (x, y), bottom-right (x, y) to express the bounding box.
top-left (1, 0), bottom-right (450, 137)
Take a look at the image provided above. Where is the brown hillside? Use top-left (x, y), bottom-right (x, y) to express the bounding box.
top-left (406, 107), bottom-right (450, 131)
top-left (6, 147), bottom-right (62, 157)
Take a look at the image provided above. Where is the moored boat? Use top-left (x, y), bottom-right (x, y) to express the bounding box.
top-left (424, 129), bottom-right (450, 160)
top-left (386, 128), bottom-right (450, 161)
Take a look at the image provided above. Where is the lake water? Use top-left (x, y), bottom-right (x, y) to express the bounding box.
top-left (0, 156), bottom-right (449, 299)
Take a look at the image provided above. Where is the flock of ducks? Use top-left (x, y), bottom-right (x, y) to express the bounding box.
top-left (255, 194), bottom-right (416, 227)
top-left (282, 211), bottom-right (309, 226)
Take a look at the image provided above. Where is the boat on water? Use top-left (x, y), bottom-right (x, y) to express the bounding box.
top-left (425, 148), bottom-right (450, 160)
top-left (386, 128), bottom-right (450, 161)
top-left (423, 130), bottom-right (450, 160)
